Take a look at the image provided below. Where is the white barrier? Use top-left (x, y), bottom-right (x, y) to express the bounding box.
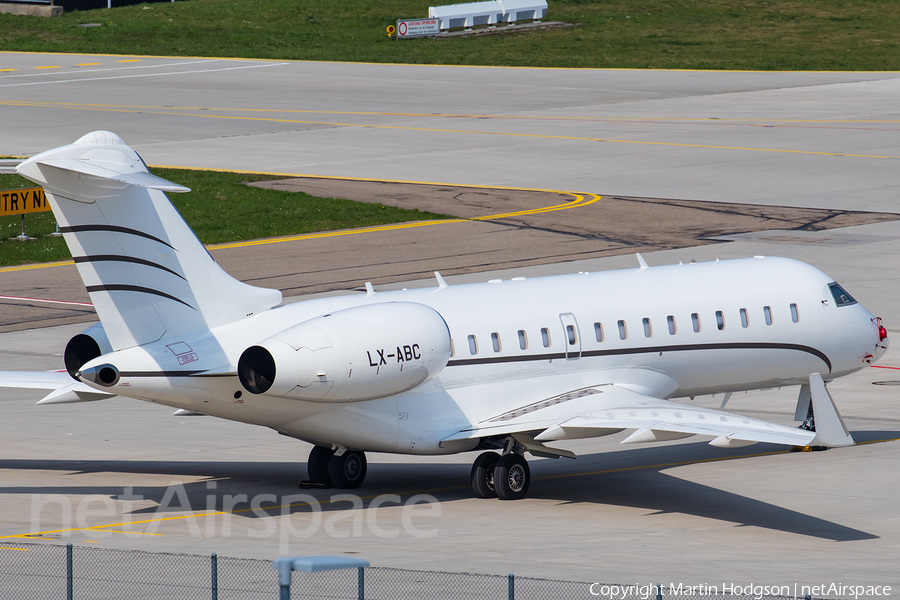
top-left (428, 0), bottom-right (547, 30)
top-left (429, 1), bottom-right (503, 30)
top-left (499, 0), bottom-right (547, 23)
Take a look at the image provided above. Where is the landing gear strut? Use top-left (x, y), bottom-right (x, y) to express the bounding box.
top-left (307, 446), bottom-right (368, 489)
top-left (469, 439), bottom-right (531, 500)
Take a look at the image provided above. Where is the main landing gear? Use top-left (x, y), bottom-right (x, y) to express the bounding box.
top-left (470, 449), bottom-right (531, 500)
top-left (307, 446), bottom-right (368, 489)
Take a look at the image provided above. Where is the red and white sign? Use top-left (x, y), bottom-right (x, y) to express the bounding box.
top-left (396, 18), bottom-right (439, 39)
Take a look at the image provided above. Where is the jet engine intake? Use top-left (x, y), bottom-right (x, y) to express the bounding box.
top-left (238, 302), bottom-right (451, 402)
top-left (64, 323), bottom-right (113, 380)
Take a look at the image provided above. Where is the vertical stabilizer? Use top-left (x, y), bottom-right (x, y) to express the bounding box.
top-left (16, 131), bottom-right (282, 350)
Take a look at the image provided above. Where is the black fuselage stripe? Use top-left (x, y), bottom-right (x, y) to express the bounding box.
top-left (61, 225), bottom-right (174, 250)
top-left (447, 342), bottom-right (832, 373)
top-left (119, 371), bottom-right (205, 377)
top-left (85, 285), bottom-right (195, 310)
top-left (74, 255), bottom-right (186, 280)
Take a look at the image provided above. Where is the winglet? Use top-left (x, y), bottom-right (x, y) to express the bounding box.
top-left (808, 373), bottom-right (855, 447)
top-left (636, 253), bottom-right (649, 270)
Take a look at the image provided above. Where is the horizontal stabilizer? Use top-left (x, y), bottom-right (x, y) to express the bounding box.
top-left (38, 384), bottom-right (115, 405)
top-left (35, 159), bottom-right (190, 193)
top-left (0, 371), bottom-right (76, 390)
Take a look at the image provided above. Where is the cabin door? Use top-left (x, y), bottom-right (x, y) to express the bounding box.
top-left (559, 313), bottom-right (582, 360)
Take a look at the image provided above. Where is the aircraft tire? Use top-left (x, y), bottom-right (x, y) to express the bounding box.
top-left (329, 450), bottom-right (368, 489)
top-left (470, 451), bottom-right (500, 498)
top-left (495, 453), bottom-right (530, 500)
top-left (307, 446), bottom-right (335, 486)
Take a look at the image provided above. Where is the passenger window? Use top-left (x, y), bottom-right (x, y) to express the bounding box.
top-left (467, 335), bottom-right (478, 355)
top-left (764, 306), bottom-right (773, 325)
top-left (618, 320), bottom-right (628, 340)
top-left (518, 330), bottom-right (528, 350)
top-left (691, 313), bottom-right (701, 333)
top-left (642, 318), bottom-right (652, 338)
top-left (491, 332), bottom-right (501, 353)
top-left (566, 325), bottom-right (577, 345)
top-left (740, 308), bottom-right (749, 328)
top-left (790, 303), bottom-right (799, 323)
top-left (594, 322), bottom-right (604, 342)
top-left (541, 327), bottom-right (551, 348)
top-left (667, 315), bottom-right (676, 335)
top-left (716, 311), bottom-right (725, 331)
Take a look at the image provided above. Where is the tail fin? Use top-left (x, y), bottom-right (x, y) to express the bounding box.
top-left (17, 131), bottom-right (282, 350)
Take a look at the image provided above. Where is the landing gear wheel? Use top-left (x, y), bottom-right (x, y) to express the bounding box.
top-left (329, 451), bottom-right (368, 489)
top-left (470, 451), bottom-right (500, 498)
top-left (307, 446), bottom-right (334, 486)
top-left (494, 453), bottom-right (530, 500)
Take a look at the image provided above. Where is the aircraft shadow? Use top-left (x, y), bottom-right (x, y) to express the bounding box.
top-left (2, 430), bottom-right (892, 542)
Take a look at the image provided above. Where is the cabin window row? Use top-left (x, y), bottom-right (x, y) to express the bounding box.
top-left (597, 304), bottom-right (800, 340)
top-left (456, 304), bottom-right (800, 355)
top-left (464, 327), bottom-right (553, 355)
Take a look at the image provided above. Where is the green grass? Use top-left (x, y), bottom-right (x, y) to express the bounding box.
top-left (1, 0), bottom-right (899, 70)
top-left (0, 170), bottom-right (451, 267)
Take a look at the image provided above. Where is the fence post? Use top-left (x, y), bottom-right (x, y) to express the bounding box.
top-left (358, 566), bottom-right (365, 600)
top-left (66, 543), bottom-right (73, 600)
top-left (211, 553), bottom-right (218, 600)
top-left (508, 573), bottom-right (515, 600)
top-left (657, 583), bottom-right (662, 600)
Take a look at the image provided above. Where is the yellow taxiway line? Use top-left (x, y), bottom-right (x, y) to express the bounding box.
top-left (0, 187), bottom-right (600, 272)
top-left (1, 100), bottom-right (897, 159)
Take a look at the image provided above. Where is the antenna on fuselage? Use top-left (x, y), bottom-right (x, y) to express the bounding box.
top-left (636, 253), bottom-right (649, 270)
top-left (434, 272), bottom-right (448, 289)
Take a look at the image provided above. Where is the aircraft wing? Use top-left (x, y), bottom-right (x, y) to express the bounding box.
top-left (0, 371), bottom-right (115, 404)
top-left (442, 383), bottom-right (816, 451)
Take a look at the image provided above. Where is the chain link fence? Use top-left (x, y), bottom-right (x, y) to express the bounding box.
top-left (0, 541), bottom-right (829, 600)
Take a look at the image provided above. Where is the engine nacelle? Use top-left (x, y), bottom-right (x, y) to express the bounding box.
top-left (238, 302), bottom-right (451, 402)
top-left (64, 322), bottom-right (113, 380)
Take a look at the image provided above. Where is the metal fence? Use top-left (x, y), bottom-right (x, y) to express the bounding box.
top-left (0, 541), bottom-right (825, 600)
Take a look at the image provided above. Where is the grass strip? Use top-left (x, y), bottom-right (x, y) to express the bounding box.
top-left (0, 0), bottom-right (899, 70)
top-left (0, 170), bottom-right (451, 267)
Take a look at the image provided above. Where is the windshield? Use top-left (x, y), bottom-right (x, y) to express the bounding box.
top-left (828, 282), bottom-right (858, 307)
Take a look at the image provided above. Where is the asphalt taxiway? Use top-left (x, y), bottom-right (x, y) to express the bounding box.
top-left (1, 53), bottom-right (899, 594)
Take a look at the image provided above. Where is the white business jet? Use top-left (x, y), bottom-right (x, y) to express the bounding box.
top-left (0, 132), bottom-right (889, 500)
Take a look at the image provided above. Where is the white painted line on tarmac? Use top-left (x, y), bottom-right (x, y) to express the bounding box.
top-left (0, 61), bottom-right (289, 88)
top-left (0, 59), bottom-right (217, 80)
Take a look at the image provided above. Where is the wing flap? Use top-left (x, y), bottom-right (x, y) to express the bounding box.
top-left (442, 383), bottom-right (815, 449)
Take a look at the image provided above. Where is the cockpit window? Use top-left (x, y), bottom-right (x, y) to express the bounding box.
top-left (828, 282), bottom-right (857, 307)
